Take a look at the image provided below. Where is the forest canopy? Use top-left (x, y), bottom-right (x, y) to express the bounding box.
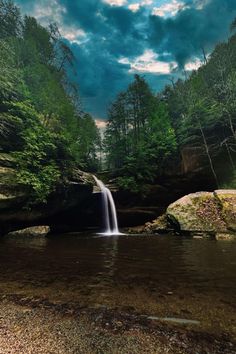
top-left (104, 23), bottom-right (236, 191)
top-left (1, 0), bottom-right (236, 201)
top-left (0, 0), bottom-right (100, 203)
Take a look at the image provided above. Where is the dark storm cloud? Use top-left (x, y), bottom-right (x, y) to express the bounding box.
top-left (15, 0), bottom-right (236, 117)
top-left (67, 39), bottom-right (132, 117)
top-left (53, 0), bottom-right (150, 116)
top-left (59, 0), bottom-right (147, 58)
top-left (149, 0), bottom-right (236, 66)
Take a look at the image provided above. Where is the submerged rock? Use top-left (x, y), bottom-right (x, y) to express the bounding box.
top-left (215, 233), bottom-right (236, 241)
top-left (6, 226), bottom-right (50, 237)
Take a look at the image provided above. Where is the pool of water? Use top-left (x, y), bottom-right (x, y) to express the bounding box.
top-left (0, 233), bottom-right (235, 335)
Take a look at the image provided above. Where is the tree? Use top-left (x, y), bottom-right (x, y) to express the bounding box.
top-left (77, 114), bottom-right (100, 171)
top-left (0, 1), bottom-right (101, 203)
top-left (104, 75), bottom-right (176, 191)
top-left (0, 0), bottom-right (21, 39)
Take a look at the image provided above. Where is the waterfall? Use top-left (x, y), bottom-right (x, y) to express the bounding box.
top-left (94, 176), bottom-right (122, 235)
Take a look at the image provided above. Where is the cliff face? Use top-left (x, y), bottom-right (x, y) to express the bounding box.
top-left (0, 153), bottom-right (95, 235)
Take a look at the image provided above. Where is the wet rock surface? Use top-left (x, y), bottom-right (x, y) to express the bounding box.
top-left (6, 226), bottom-right (50, 238)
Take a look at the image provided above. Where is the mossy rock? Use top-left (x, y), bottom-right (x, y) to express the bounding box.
top-left (0, 166), bottom-right (16, 184)
top-left (214, 190), bottom-right (236, 232)
top-left (6, 226), bottom-right (50, 238)
top-left (144, 214), bottom-right (171, 233)
top-left (215, 233), bottom-right (236, 241)
top-left (167, 192), bottom-right (227, 233)
top-left (0, 153), bottom-right (15, 168)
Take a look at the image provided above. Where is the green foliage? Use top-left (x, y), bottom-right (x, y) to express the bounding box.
top-left (105, 21), bottom-right (236, 189)
top-left (104, 75), bottom-right (176, 189)
top-left (76, 113), bottom-right (100, 171)
top-left (161, 26), bottom-right (236, 185)
top-left (0, 1), bottom-right (100, 204)
top-left (10, 102), bottom-right (60, 203)
top-left (116, 176), bottom-right (139, 193)
top-left (222, 170), bottom-right (236, 189)
top-left (0, 0), bottom-right (21, 39)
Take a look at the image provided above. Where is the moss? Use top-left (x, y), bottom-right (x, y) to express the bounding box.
top-left (0, 167), bottom-right (17, 184)
top-left (196, 198), bottom-right (226, 231)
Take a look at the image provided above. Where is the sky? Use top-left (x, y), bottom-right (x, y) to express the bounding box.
top-left (15, 0), bottom-right (236, 119)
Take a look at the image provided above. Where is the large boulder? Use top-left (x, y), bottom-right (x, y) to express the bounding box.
top-left (214, 190), bottom-right (236, 232)
top-left (166, 190), bottom-right (236, 234)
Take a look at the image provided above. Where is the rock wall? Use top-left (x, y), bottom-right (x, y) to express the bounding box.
top-left (0, 153), bottom-right (96, 235)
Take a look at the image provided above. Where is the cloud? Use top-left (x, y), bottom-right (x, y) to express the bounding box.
top-left (103, 0), bottom-right (127, 6)
top-left (152, 0), bottom-right (185, 18)
top-left (128, 3), bottom-right (140, 12)
top-left (15, 0), bottom-right (236, 118)
top-left (128, 0), bottom-right (153, 12)
top-left (184, 57), bottom-right (202, 71)
top-left (16, 0), bottom-right (66, 25)
top-left (149, 0), bottom-right (236, 67)
top-left (61, 28), bottom-right (86, 44)
top-left (119, 49), bottom-right (177, 74)
top-left (95, 119), bottom-right (108, 129)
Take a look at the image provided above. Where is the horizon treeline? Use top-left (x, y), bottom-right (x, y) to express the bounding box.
top-left (104, 21), bottom-right (236, 191)
top-left (0, 0), bottom-right (100, 203)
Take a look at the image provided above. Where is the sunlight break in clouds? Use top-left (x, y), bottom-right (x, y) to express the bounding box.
top-left (128, 0), bottom-right (153, 12)
top-left (119, 49), bottom-right (177, 74)
top-left (95, 120), bottom-right (108, 129)
top-left (184, 58), bottom-right (203, 71)
top-left (61, 28), bottom-right (87, 44)
top-left (152, 0), bottom-right (185, 17)
top-left (103, 0), bottom-right (127, 6)
top-left (128, 3), bottom-right (140, 12)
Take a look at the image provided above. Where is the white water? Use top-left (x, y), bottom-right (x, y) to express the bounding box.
top-left (93, 176), bottom-right (122, 236)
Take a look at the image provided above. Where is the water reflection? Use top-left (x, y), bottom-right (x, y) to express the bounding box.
top-left (2, 235), bottom-right (49, 250)
top-left (0, 234), bottom-right (235, 333)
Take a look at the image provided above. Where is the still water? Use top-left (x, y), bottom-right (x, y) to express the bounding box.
top-left (0, 234), bottom-right (236, 335)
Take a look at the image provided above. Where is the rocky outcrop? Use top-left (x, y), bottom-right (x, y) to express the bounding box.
top-left (144, 214), bottom-right (170, 234)
top-left (166, 190), bottom-right (236, 235)
top-left (6, 226), bottom-right (50, 237)
top-left (167, 192), bottom-right (226, 233)
top-left (0, 153), bottom-right (95, 235)
top-left (143, 190), bottom-right (236, 237)
top-left (214, 190), bottom-right (236, 232)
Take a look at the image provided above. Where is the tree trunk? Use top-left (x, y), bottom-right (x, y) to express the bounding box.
top-left (199, 121), bottom-right (219, 187)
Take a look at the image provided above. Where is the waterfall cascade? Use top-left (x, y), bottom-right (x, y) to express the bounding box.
top-left (94, 176), bottom-right (122, 235)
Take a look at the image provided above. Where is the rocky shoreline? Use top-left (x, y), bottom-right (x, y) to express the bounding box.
top-left (0, 295), bottom-right (235, 354)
